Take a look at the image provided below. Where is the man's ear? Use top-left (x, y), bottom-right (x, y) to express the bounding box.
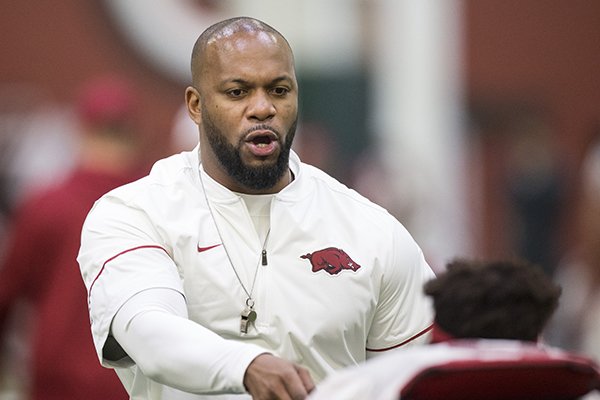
top-left (185, 86), bottom-right (202, 125)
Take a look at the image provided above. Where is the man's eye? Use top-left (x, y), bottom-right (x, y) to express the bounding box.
top-left (227, 89), bottom-right (246, 98)
top-left (271, 87), bottom-right (289, 96)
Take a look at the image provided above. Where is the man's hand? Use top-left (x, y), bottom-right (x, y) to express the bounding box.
top-left (243, 353), bottom-right (315, 400)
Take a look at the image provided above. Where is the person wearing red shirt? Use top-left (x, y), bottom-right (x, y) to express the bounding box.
top-left (0, 76), bottom-right (143, 399)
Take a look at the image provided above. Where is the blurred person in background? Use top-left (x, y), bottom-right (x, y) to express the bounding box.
top-left (504, 111), bottom-right (565, 277)
top-left (548, 127), bottom-right (600, 359)
top-left (0, 83), bottom-right (79, 398)
top-left (0, 85), bottom-right (78, 257)
top-left (0, 75), bottom-right (144, 399)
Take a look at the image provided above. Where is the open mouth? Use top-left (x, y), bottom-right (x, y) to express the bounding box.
top-left (244, 130), bottom-right (279, 156)
top-left (251, 135), bottom-right (274, 147)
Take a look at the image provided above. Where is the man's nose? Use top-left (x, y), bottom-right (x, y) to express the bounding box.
top-left (247, 90), bottom-right (276, 121)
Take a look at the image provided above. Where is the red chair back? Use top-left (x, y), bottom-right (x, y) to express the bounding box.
top-left (400, 349), bottom-right (600, 400)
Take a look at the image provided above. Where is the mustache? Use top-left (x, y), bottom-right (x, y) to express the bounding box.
top-left (243, 124), bottom-right (281, 137)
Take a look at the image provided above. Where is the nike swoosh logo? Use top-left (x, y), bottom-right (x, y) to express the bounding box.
top-left (197, 244), bottom-right (222, 253)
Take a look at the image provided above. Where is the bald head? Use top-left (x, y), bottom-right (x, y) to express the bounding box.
top-left (190, 17), bottom-right (293, 87)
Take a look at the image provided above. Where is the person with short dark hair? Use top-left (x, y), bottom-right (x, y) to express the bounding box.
top-left (426, 258), bottom-right (561, 342)
top-left (309, 258), bottom-right (600, 400)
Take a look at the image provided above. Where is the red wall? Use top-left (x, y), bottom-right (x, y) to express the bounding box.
top-left (0, 1), bottom-right (182, 164)
top-left (466, 0), bottom-right (600, 258)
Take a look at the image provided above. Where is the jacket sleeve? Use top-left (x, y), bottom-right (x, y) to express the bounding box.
top-left (78, 194), bottom-right (267, 394)
top-left (111, 288), bottom-right (267, 394)
top-left (365, 220), bottom-right (435, 355)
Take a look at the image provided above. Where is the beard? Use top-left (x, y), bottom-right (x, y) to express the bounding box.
top-left (201, 109), bottom-right (297, 191)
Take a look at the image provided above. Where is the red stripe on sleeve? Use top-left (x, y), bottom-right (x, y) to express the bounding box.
top-left (366, 324), bottom-right (434, 352)
top-left (88, 245), bottom-right (170, 299)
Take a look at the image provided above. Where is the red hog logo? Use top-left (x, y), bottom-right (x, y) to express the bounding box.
top-left (300, 247), bottom-right (361, 275)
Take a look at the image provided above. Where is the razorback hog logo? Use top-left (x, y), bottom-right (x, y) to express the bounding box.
top-left (300, 247), bottom-right (361, 275)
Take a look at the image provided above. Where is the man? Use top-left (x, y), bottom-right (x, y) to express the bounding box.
top-left (77, 17), bottom-right (435, 399)
top-left (307, 259), bottom-right (600, 400)
top-left (0, 75), bottom-right (140, 399)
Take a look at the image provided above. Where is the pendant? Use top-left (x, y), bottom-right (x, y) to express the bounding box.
top-left (240, 304), bottom-right (257, 334)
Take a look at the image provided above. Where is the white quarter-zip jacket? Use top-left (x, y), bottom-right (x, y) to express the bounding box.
top-left (77, 147), bottom-right (435, 399)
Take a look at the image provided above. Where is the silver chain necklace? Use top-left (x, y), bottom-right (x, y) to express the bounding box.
top-left (198, 166), bottom-right (270, 334)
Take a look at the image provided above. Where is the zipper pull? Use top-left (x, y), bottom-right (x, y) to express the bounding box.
top-left (262, 249), bottom-right (268, 266)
